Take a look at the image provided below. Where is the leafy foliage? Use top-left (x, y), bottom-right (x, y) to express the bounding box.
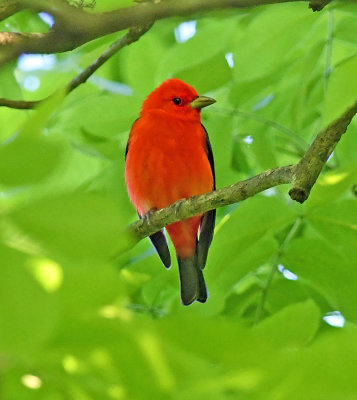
top-left (0, 2), bottom-right (356, 399)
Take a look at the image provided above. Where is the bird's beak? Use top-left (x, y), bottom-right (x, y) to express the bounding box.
top-left (190, 96), bottom-right (216, 109)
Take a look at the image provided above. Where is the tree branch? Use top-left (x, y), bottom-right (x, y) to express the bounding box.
top-left (309, 0), bottom-right (331, 11)
top-left (0, 0), bottom-right (329, 65)
top-left (0, 0), bottom-right (23, 21)
top-left (128, 166), bottom-right (295, 240)
top-left (289, 100), bottom-right (357, 203)
top-left (0, 24), bottom-right (152, 109)
top-left (67, 24), bottom-right (153, 90)
top-left (127, 99), bottom-right (357, 242)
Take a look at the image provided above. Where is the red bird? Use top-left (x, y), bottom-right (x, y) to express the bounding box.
top-left (125, 79), bottom-right (216, 305)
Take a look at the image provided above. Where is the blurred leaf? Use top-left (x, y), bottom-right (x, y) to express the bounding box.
top-left (336, 121), bottom-right (357, 165)
top-left (334, 13), bottom-right (357, 46)
top-left (0, 89), bottom-right (66, 186)
top-left (174, 52), bottom-right (232, 93)
top-left (232, 4), bottom-right (319, 81)
top-left (204, 113), bottom-right (237, 187)
top-left (121, 29), bottom-right (168, 94)
top-left (250, 127), bottom-right (278, 170)
top-left (232, 135), bottom-right (251, 174)
top-left (306, 161), bottom-right (357, 208)
top-left (205, 196), bottom-right (296, 314)
top-left (283, 237), bottom-right (357, 321)
top-left (55, 92), bottom-right (140, 140)
top-left (265, 276), bottom-right (310, 314)
top-left (157, 19), bottom-right (235, 82)
top-left (0, 135), bottom-right (64, 186)
top-left (1, 4), bottom-right (357, 400)
top-left (23, 88), bottom-right (66, 137)
top-left (254, 299), bottom-right (320, 347)
top-left (0, 62), bottom-right (22, 99)
top-left (307, 199), bottom-right (357, 263)
top-left (322, 53), bottom-right (357, 128)
top-left (0, 244), bottom-right (56, 355)
top-left (9, 192), bottom-right (134, 260)
top-left (269, 325), bottom-right (357, 400)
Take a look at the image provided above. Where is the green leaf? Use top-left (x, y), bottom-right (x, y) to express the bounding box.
top-left (232, 4), bottom-right (319, 81)
top-left (336, 122), bottom-right (357, 165)
top-left (204, 196), bottom-right (296, 314)
top-left (250, 126), bottom-right (278, 170)
top-left (157, 18), bottom-right (235, 82)
top-left (55, 92), bottom-right (140, 139)
top-left (204, 113), bottom-right (237, 187)
top-left (254, 299), bottom-right (320, 347)
top-left (0, 135), bottom-right (64, 186)
top-left (306, 161), bottom-right (357, 209)
top-left (0, 89), bottom-right (67, 186)
top-left (334, 13), bottom-right (357, 46)
top-left (279, 326), bottom-right (357, 400)
top-left (283, 237), bottom-right (357, 321)
top-left (265, 276), bottom-right (310, 314)
top-left (0, 62), bottom-right (22, 99)
top-left (232, 134), bottom-right (251, 174)
top-left (0, 245), bottom-right (56, 355)
top-left (9, 192), bottom-right (134, 260)
top-left (307, 199), bottom-right (357, 263)
top-left (121, 29), bottom-right (168, 94)
top-left (322, 54), bottom-right (357, 128)
top-left (174, 52), bottom-right (232, 94)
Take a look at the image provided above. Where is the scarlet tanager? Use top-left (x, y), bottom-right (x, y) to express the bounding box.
top-left (125, 79), bottom-right (216, 305)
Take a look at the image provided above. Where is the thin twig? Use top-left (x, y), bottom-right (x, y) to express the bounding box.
top-left (254, 217), bottom-right (303, 324)
top-left (214, 107), bottom-right (307, 155)
top-left (0, 25), bottom-right (152, 110)
top-left (324, 9), bottom-right (334, 92)
top-left (67, 24), bottom-right (153, 93)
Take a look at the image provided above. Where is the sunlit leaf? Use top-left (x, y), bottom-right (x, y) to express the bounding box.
top-left (9, 192), bottom-right (134, 260)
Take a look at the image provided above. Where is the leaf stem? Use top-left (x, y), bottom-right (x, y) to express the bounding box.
top-left (324, 9), bottom-right (334, 92)
top-left (254, 216), bottom-right (303, 324)
top-left (213, 107), bottom-right (307, 155)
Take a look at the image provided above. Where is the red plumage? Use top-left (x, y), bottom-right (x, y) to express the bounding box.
top-left (125, 79), bottom-right (216, 305)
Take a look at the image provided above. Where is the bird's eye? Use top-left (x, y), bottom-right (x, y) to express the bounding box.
top-left (173, 97), bottom-right (182, 105)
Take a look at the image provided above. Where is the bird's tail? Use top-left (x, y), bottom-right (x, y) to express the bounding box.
top-left (177, 256), bottom-right (207, 306)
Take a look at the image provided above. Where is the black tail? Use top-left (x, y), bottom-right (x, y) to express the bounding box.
top-left (177, 256), bottom-right (208, 306)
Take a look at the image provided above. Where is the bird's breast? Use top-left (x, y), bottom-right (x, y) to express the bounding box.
top-left (125, 114), bottom-right (213, 216)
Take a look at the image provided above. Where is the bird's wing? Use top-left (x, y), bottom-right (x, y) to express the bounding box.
top-left (125, 128), bottom-right (171, 270)
top-left (197, 124), bottom-right (216, 270)
top-left (149, 230), bottom-right (172, 269)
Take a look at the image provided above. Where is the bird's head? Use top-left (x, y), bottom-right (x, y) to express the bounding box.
top-left (140, 79), bottom-right (215, 121)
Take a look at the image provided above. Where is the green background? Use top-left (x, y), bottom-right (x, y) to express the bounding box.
top-left (0, 1), bottom-right (357, 399)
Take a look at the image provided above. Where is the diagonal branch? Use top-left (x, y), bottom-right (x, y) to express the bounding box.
top-left (127, 99), bottom-right (357, 242)
top-left (0, 0), bottom-right (23, 21)
top-left (0, 0), bottom-right (329, 65)
top-left (128, 166), bottom-right (295, 240)
top-left (0, 24), bottom-right (152, 109)
top-left (289, 100), bottom-right (357, 203)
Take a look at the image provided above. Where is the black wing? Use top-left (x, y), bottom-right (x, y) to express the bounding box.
top-left (197, 124), bottom-right (216, 270)
top-left (126, 129), bottom-right (171, 269)
top-left (149, 231), bottom-right (171, 269)
top-left (125, 118), bottom-right (140, 160)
